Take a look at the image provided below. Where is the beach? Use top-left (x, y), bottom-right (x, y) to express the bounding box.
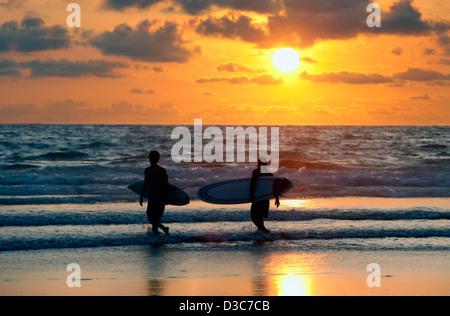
top-left (1, 0), bottom-right (450, 299)
top-left (1, 238), bottom-right (449, 296)
top-left (1, 198), bottom-right (449, 296)
top-left (0, 125), bottom-right (449, 296)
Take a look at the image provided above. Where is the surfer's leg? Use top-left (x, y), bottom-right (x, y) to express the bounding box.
top-left (153, 222), bottom-right (169, 234)
top-left (146, 211), bottom-right (158, 234)
top-left (151, 223), bottom-right (168, 234)
top-left (155, 200), bottom-right (169, 234)
top-left (253, 220), bottom-right (270, 234)
top-left (147, 196), bottom-right (168, 233)
top-left (251, 201), bottom-right (271, 233)
top-left (251, 211), bottom-right (270, 233)
top-left (256, 220), bottom-right (270, 234)
top-left (158, 223), bottom-right (169, 234)
top-left (252, 218), bottom-right (265, 231)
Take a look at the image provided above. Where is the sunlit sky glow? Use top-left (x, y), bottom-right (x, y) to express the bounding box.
top-left (0, 0), bottom-right (449, 125)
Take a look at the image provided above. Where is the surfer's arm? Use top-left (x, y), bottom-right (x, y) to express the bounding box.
top-left (275, 196), bottom-right (280, 208)
top-left (273, 178), bottom-right (280, 208)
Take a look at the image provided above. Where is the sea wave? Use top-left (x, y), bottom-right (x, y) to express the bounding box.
top-left (34, 151), bottom-right (90, 161)
top-left (2, 165), bottom-right (450, 187)
top-left (1, 165), bottom-right (449, 205)
top-left (1, 207), bottom-right (449, 227)
top-left (1, 221), bottom-right (449, 251)
top-left (1, 125), bottom-right (449, 203)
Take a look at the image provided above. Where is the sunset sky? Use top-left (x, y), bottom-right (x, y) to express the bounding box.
top-left (0, 0), bottom-right (449, 125)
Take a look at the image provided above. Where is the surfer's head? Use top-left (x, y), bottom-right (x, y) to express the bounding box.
top-left (149, 150), bottom-right (161, 165)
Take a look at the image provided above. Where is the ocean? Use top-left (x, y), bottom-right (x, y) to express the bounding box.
top-left (0, 125), bottom-right (449, 252)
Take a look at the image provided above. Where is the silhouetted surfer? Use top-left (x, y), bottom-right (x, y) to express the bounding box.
top-left (249, 159), bottom-right (280, 233)
top-left (140, 150), bottom-right (170, 234)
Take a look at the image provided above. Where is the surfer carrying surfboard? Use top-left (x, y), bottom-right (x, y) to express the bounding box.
top-left (139, 150), bottom-right (170, 234)
top-left (249, 159), bottom-right (280, 234)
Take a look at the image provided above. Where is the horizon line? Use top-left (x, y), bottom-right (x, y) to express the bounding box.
top-left (1, 123), bottom-right (449, 127)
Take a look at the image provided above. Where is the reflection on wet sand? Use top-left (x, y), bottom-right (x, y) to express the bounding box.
top-left (257, 253), bottom-right (329, 296)
top-left (145, 250), bottom-right (330, 296)
top-left (147, 278), bottom-right (166, 296)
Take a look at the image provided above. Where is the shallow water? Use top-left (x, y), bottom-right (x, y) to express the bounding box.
top-left (1, 125), bottom-right (449, 262)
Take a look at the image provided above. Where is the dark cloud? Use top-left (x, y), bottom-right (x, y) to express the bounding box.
top-left (175, 0), bottom-right (282, 15)
top-left (437, 35), bottom-right (450, 56)
top-left (0, 69), bottom-right (20, 76)
top-left (0, 17), bottom-right (70, 52)
top-left (216, 62), bottom-right (264, 73)
top-left (129, 88), bottom-right (155, 94)
top-left (0, 0), bottom-right (27, 10)
top-left (0, 99), bottom-right (178, 124)
top-left (90, 20), bottom-right (199, 63)
top-left (0, 59), bottom-right (129, 78)
top-left (300, 68), bottom-right (450, 85)
top-left (393, 67), bottom-right (450, 81)
top-left (260, 0), bottom-right (371, 47)
top-left (0, 59), bottom-right (20, 76)
top-left (423, 48), bottom-right (436, 55)
top-left (270, 0), bottom-right (446, 46)
top-left (196, 74), bottom-right (283, 85)
top-left (391, 47), bottom-right (404, 56)
top-left (103, 0), bottom-right (282, 14)
top-left (26, 60), bottom-right (128, 78)
top-left (300, 71), bottom-right (393, 84)
top-left (0, 59), bottom-right (18, 68)
top-left (194, 0), bottom-right (449, 48)
top-left (409, 94), bottom-right (430, 100)
top-left (103, 0), bottom-right (164, 10)
top-left (196, 15), bottom-right (267, 44)
top-left (302, 57), bottom-right (318, 64)
top-left (381, 0), bottom-right (432, 35)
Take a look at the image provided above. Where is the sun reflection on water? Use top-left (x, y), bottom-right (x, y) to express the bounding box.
top-left (281, 199), bottom-right (312, 208)
top-left (274, 274), bottom-right (312, 296)
top-left (260, 253), bottom-right (328, 296)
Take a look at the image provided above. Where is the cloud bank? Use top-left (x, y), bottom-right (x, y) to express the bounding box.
top-left (194, 0), bottom-right (449, 48)
top-left (0, 59), bottom-right (128, 78)
top-left (196, 74), bottom-right (283, 85)
top-left (300, 68), bottom-right (450, 85)
top-left (90, 20), bottom-right (199, 63)
top-left (0, 17), bottom-right (70, 52)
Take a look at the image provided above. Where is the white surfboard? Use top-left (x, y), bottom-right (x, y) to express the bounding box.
top-left (197, 177), bottom-right (293, 205)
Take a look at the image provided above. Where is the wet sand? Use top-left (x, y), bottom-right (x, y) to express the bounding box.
top-left (1, 197), bottom-right (449, 296)
top-left (1, 245), bottom-right (449, 296)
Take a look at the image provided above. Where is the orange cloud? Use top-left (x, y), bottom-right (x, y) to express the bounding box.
top-left (196, 74), bottom-right (283, 85)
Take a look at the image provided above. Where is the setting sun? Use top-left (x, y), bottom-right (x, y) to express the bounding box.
top-left (273, 48), bottom-right (300, 72)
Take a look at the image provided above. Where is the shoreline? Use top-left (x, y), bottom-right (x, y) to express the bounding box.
top-left (1, 197), bottom-right (449, 296)
top-left (1, 246), bottom-right (449, 296)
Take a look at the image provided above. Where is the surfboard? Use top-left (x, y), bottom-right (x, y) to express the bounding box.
top-left (127, 181), bottom-right (190, 206)
top-left (197, 177), bottom-right (293, 205)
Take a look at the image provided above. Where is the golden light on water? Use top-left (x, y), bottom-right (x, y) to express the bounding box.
top-left (260, 254), bottom-right (328, 296)
top-left (281, 199), bottom-right (312, 208)
top-left (273, 274), bottom-right (312, 296)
